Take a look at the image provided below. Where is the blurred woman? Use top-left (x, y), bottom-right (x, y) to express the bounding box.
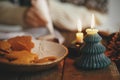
top-left (0, 0), bottom-right (48, 28)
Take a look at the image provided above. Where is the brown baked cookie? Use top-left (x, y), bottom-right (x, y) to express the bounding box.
top-left (5, 50), bottom-right (38, 64)
top-left (7, 36), bottom-right (34, 52)
top-left (33, 56), bottom-right (57, 63)
top-left (0, 41), bottom-right (11, 55)
top-left (0, 41), bottom-right (11, 50)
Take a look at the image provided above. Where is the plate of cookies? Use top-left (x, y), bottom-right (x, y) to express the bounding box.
top-left (0, 36), bottom-right (68, 72)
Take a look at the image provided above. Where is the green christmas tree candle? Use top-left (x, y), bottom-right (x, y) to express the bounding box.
top-left (75, 14), bottom-right (111, 70)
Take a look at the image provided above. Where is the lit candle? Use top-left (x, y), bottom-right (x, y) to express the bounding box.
top-left (76, 19), bottom-right (83, 43)
top-left (86, 14), bottom-right (98, 34)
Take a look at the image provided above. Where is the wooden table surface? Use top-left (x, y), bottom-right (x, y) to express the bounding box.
top-left (0, 31), bottom-right (120, 80)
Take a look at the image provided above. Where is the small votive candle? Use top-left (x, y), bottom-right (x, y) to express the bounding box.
top-left (76, 32), bottom-right (83, 43)
top-left (68, 19), bottom-right (84, 58)
top-left (76, 19), bottom-right (83, 43)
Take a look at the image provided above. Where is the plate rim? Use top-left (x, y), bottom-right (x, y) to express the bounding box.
top-left (0, 40), bottom-right (68, 71)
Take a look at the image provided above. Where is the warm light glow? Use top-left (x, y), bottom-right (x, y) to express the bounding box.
top-left (76, 33), bottom-right (83, 43)
top-left (77, 19), bottom-right (82, 32)
top-left (76, 19), bottom-right (83, 43)
top-left (86, 14), bottom-right (98, 35)
top-left (91, 14), bottom-right (95, 29)
top-left (86, 29), bottom-right (98, 35)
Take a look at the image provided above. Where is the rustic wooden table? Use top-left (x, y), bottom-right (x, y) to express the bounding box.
top-left (0, 31), bottom-right (120, 80)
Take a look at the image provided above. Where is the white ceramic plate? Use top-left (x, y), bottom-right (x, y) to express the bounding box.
top-left (0, 40), bottom-right (68, 72)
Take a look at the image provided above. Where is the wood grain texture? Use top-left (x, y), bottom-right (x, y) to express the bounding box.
top-left (0, 71), bottom-right (20, 80)
top-left (63, 58), bottom-right (120, 80)
top-left (0, 61), bottom-right (64, 80)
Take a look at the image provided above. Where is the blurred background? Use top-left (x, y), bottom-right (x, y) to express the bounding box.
top-left (0, 0), bottom-right (120, 37)
top-left (108, 0), bottom-right (120, 26)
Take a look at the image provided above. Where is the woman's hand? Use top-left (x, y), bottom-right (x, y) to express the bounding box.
top-left (24, 0), bottom-right (48, 27)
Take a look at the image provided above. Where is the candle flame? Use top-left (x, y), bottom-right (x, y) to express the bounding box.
top-left (91, 14), bottom-right (95, 29)
top-left (77, 19), bottom-right (82, 32)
